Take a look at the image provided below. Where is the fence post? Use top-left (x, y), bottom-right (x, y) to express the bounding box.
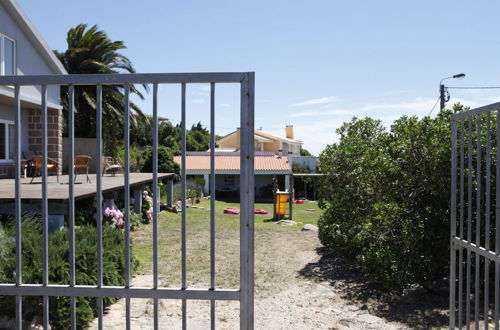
top-left (240, 72), bottom-right (255, 330)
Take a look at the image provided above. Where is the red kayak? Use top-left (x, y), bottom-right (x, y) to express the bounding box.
top-left (223, 207), bottom-right (240, 215)
top-left (293, 200), bottom-right (305, 204)
top-left (254, 209), bottom-right (268, 215)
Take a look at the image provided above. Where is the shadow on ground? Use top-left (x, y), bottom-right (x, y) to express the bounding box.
top-left (298, 247), bottom-right (448, 330)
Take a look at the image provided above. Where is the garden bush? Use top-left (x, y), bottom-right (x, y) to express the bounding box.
top-left (140, 145), bottom-right (180, 174)
top-left (0, 214), bottom-right (138, 329)
top-left (318, 106), bottom-right (463, 291)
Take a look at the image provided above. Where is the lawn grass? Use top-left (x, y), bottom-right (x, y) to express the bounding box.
top-left (131, 200), bottom-right (321, 292)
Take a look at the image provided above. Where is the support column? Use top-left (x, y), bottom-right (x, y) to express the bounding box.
top-left (288, 174), bottom-right (293, 220)
top-left (133, 188), bottom-right (143, 214)
top-left (166, 178), bottom-right (174, 207)
top-left (203, 174), bottom-right (210, 197)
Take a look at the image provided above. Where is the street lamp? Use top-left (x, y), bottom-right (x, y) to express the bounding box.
top-left (440, 73), bottom-right (466, 111)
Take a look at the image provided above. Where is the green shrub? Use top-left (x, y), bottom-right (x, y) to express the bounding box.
top-left (318, 107), bottom-right (461, 291)
top-left (0, 215), bottom-right (138, 328)
top-left (130, 213), bottom-right (142, 231)
top-left (140, 146), bottom-right (179, 174)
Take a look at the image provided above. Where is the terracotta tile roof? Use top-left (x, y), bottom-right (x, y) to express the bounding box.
top-left (173, 154), bottom-right (291, 172)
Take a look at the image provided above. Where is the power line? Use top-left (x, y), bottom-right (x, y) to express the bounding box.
top-left (430, 86), bottom-right (500, 115)
top-left (447, 86), bottom-right (500, 89)
top-left (428, 96), bottom-right (441, 116)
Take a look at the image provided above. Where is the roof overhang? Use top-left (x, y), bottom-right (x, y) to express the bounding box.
top-left (254, 130), bottom-right (303, 145)
top-left (0, 86), bottom-right (62, 109)
top-left (254, 135), bottom-right (273, 143)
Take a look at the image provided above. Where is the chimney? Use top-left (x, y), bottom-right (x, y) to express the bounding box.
top-left (286, 125), bottom-right (294, 139)
top-left (236, 127), bottom-right (241, 149)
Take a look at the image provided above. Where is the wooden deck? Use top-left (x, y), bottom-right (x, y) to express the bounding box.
top-left (0, 173), bottom-right (175, 201)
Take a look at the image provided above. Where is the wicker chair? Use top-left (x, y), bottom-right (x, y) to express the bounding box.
top-left (74, 155), bottom-right (92, 183)
top-left (30, 155), bottom-right (60, 183)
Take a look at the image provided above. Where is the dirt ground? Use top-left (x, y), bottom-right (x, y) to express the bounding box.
top-left (87, 229), bottom-right (448, 329)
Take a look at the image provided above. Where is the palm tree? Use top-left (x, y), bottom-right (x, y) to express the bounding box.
top-left (55, 24), bottom-right (147, 154)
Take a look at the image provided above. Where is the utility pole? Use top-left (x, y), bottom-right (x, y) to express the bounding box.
top-left (439, 84), bottom-right (445, 111)
top-left (438, 73), bottom-right (465, 113)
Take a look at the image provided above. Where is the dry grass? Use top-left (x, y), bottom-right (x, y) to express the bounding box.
top-left (131, 200), bottom-right (321, 293)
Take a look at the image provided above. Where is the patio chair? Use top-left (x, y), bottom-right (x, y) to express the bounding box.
top-left (30, 155), bottom-right (60, 183)
top-left (74, 155), bottom-right (92, 183)
top-left (103, 157), bottom-right (122, 176)
top-left (22, 151), bottom-right (36, 178)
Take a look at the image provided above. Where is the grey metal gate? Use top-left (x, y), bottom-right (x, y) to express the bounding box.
top-left (450, 102), bottom-right (500, 329)
top-left (0, 72), bottom-right (255, 329)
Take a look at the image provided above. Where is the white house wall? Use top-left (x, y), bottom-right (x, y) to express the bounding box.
top-left (0, 2), bottom-right (60, 105)
top-left (0, 100), bottom-right (29, 150)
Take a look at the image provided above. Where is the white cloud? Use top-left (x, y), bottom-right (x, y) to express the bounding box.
top-left (290, 108), bottom-right (355, 118)
top-left (291, 96), bottom-right (338, 107)
top-left (192, 98), bottom-right (205, 104)
top-left (219, 103), bottom-right (231, 108)
top-left (289, 98), bottom-right (437, 119)
top-left (198, 85), bottom-right (210, 96)
top-left (359, 98), bottom-right (436, 115)
top-left (288, 95), bottom-right (500, 155)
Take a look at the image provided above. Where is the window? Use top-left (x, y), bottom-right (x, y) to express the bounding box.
top-left (223, 175), bottom-right (235, 186)
top-left (1, 33), bottom-right (16, 76)
top-left (0, 120), bottom-right (15, 161)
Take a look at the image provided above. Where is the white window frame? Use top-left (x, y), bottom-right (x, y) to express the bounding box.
top-left (0, 33), bottom-right (16, 76)
top-left (0, 119), bottom-right (15, 162)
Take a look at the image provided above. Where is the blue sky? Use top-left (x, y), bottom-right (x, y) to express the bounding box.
top-left (17, 0), bottom-right (500, 155)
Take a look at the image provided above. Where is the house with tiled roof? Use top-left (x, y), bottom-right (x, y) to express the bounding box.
top-left (174, 151), bottom-right (292, 201)
top-left (217, 125), bottom-right (303, 155)
top-left (174, 125), bottom-right (317, 201)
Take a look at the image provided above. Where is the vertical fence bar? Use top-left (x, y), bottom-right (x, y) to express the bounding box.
top-left (152, 83), bottom-right (159, 330)
top-left (41, 85), bottom-right (49, 330)
top-left (485, 113), bottom-right (491, 330)
top-left (459, 119), bottom-right (465, 329)
top-left (181, 82), bottom-right (187, 330)
top-left (495, 109), bottom-right (500, 330)
top-left (475, 116), bottom-right (482, 330)
top-left (210, 82), bottom-right (216, 329)
top-left (124, 84), bottom-right (131, 330)
top-left (451, 118), bottom-right (458, 329)
top-left (14, 85), bottom-right (22, 330)
top-left (68, 85), bottom-right (77, 329)
top-left (467, 117), bottom-right (473, 330)
top-left (96, 84), bottom-right (104, 329)
top-left (240, 72), bottom-right (255, 330)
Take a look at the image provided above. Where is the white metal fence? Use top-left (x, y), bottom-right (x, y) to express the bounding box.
top-left (0, 72), bottom-right (255, 329)
top-left (450, 102), bottom-right (500, 329)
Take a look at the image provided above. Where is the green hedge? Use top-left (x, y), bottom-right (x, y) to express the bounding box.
top-left (317, 107), bottom-right (460, 291)
top-left (0, 215), bottom-right (137, 329)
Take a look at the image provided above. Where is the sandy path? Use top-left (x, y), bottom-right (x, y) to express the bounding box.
top-left (87, 231), bottom-right (407, 329)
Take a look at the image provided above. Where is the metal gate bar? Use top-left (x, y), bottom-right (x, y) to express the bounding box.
top-left (450, 103), bottom-right (500, 329)
top-left (0, 72), bottom-right (255, 329)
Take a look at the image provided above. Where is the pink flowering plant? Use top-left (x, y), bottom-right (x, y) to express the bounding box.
top-left (141, 190), bottom-right (154, 224)
top-left (102, 205), bottom-right (125, 230)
